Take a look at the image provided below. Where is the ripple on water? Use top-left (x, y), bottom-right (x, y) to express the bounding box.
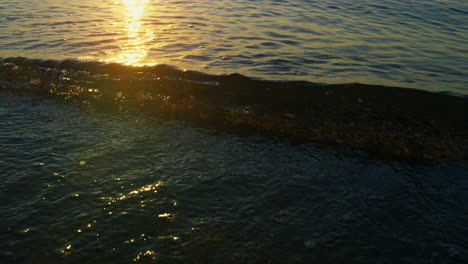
top-left (0, 0), bottom-right (467, 92)
top-left (4, 90), bottom-right (468, 263)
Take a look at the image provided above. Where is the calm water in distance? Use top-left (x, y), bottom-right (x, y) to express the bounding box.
top-left (0, 0), bottom-right (467, 93)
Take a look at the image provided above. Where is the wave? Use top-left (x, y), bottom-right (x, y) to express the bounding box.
top-left (1, 56), bottom-right (467, 160)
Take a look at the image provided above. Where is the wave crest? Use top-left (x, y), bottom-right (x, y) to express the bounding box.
top-left (1, 57), bottom-right (467, 160)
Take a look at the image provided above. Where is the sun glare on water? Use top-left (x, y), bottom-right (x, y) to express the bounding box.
top-left (108, 0), bottom-right (156, 66)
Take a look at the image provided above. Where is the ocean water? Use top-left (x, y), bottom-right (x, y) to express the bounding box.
top-left (1, 91), bottom-right (467, 263)
top-left (0, 0), bottom-right (467, 93)
top-left (1, 1), bottom-right (468, 263)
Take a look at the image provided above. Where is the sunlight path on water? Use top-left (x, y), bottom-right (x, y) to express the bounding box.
top-left (107, 0), bottom-right (156, 66)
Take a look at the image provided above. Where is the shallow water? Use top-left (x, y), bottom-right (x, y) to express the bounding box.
top-left (1, 91), bottom-right (467, 263)
top-left (0, 0), bottom-right (467, 93)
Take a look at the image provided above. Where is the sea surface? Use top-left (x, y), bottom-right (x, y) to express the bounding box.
top-left (1, 91), bottom-right (467, 263)
top-left (0, 0), bottom-right (467, 93)
top-left (1, 0), bottom-right (468, 263)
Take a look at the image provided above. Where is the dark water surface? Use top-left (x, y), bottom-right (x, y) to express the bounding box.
top-left (1, 0), bottom-right (468, 263)
top-left (0, 0), bottom-right (467, 93)
top-left (1, 90), bottom-right (467, 263)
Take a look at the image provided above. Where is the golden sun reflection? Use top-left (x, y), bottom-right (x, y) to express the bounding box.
top-left (111, 0), bottom-right (155, 66)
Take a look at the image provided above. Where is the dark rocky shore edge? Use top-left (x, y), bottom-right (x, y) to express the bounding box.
top-left (1, 57), bottom-right (467, 160)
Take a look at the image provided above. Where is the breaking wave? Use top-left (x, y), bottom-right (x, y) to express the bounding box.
top-left (1, 56), bottom-right (467, 159)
